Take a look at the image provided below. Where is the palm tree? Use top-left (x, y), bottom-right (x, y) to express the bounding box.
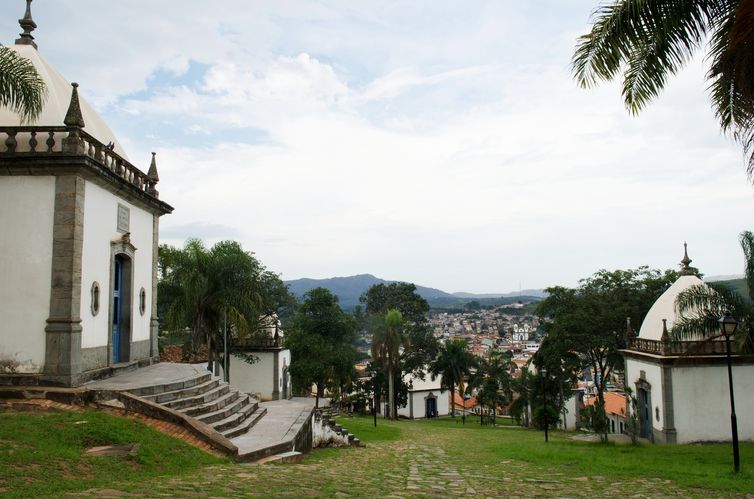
top-left (371, 309), bottom-right (406, 419)
top-left (0, 45), bottom-right (46, 123)
top-left (673, 231), bottom-right (754, 353)
top-left (429, 339), bottom-right (476, 418)
top-left (160, 239), bottom-right (263, 374)
top-left (572, 1), bottom-right (754, 174)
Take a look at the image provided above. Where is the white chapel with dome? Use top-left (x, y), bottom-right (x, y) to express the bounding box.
top-left (0, 2), bottom-right (173, 386)
top-left (622, 247), bottom-right (754, 444)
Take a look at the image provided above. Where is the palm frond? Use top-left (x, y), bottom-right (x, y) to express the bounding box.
top-left (0, 45), bottom-right (47, 123)
top-left (573, 0), bottom-right (713, 112)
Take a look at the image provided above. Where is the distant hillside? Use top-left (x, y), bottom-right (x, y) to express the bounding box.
top-left (284, 274), bottom-right (544, 310)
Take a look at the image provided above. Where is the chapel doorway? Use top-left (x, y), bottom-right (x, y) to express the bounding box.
top-left (111, 254), bottom-right (132, 363)
top-left (425, 396), bottom-right (437, 418)
top-left (638, 388), bottom-right (651, 439)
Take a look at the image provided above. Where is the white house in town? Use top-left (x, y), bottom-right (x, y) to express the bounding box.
top-left (222, 314), bottom-right (292, 401)
top-left (396, 370), bottom-right (450, 419)
top-left (622, 247), bottom-right (754, 443)
top-left (0, 4), bottom-right (172, 386)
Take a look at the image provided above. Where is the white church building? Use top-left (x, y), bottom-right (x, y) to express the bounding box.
top-left (0, 3), bottom-right (173, 387)
top-left (622, 248), bottom-right (754, 444)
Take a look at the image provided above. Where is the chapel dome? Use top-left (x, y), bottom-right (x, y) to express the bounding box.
top-left (637, 245), bottom-right (707, 341)
top-left (0, 42), bottom-right (129, 159)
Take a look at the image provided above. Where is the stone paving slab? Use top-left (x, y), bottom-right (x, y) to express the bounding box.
top-left (85, 363), bottom-right (208, 391)
top-left (231, 397), bottom-right (315, 458)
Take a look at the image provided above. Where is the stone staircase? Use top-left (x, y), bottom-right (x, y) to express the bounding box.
top-left (126, 371), bottom-right (266, 439)
top-left (316, 407), bottom-right (361, 447)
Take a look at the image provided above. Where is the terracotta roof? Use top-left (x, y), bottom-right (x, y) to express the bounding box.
top-left (453, 392), bottom-right (477, 409)
top-left (585, 392), bottom-right (626, 417)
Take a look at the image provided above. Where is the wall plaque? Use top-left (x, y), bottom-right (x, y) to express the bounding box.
top-left (117, 204), bottom-right (130, 233)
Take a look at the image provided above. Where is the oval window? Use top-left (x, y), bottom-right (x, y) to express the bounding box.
top-left (90, 282), bottom-right (100, 316)
top-left (139, 287), bottom-right (147, 316)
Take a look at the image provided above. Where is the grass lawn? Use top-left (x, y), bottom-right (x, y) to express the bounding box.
top-left (2, 407), bottom-right (753, 497)
top-left (0, 407), bottom-right (226, 497)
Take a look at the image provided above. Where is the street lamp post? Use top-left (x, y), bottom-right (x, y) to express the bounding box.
top-left (540, 367), bottom-right (548, 443)
top-left (369, 367), bottom-right (378, 428)
top-left (719, 312), bottom-right (740, 473)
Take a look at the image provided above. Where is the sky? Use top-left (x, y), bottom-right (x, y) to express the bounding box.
top-left (3, 1), bottom-right (752, 293)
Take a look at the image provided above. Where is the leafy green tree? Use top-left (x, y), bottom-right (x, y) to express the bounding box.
top-left (0, 45), bottom-right (46, 123)
top-left (287, 287), bottom-right (357, 407)
top-left (509, 369), bottom-right (534, 427)
top-left (361, 282), bottom-right (438, 413)
top-left (469, 349), bottom-right (513, 425)
top-left (429, 339), bottom-right (476, 418)
top-left (573, 1), bottom-right (754, 174)
top-left (674, 231), bottom-right (754, 353)
top-left (159, 239), bottom-right (269, 374)
top-left (537, 266), bottom-right (678, 439)
top-left (371, 309), bottom-right (406, 419)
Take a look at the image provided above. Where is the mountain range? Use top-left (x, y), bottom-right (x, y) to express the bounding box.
top-left (284, 274), bottom-right (546, 310)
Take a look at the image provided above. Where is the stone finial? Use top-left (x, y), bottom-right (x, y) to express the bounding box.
top-left (147, 152), bottom-right (159, 181)
top-left (679, 242), bottom-right (695, 276)
top-left (15, 0), bottom-right (37, 49)
top-left (63, 83), bottom-right (85, 128)
top-left (661, 319), bottom-right (669, 343)
top-left (147, 152), bottom-right (160, 197)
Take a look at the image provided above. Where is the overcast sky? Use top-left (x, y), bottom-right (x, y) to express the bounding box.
top-left (4, 1), bottom-right (752, 293)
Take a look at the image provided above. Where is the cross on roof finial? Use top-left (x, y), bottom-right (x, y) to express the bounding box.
top-left (680, 241), bottom-right (695, 275)
top-left (16, 0), bottom-right (38, 49)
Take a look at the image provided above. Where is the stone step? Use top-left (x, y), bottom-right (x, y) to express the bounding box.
top-left (198, 395), bottom-right (255, 426)
top-left (255, 451), bottom-right (303, 465)
top-left (210, 399), bottom-right (258, 432)
top-left (221, 407), bottom-right (268, 439)
top-left (143, 378), bottom-right (220, 404)
top-left (165, 384), bottom-right (230, 410)
top-left (180, 389), bottom-right (239, 417)
top-left (128, 372), bottom-right (213, 397)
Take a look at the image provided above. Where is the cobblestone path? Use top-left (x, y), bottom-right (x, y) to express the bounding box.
top-left (71, 419), bottom-right (752, 498)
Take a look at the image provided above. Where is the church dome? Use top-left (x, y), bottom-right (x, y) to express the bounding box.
top-left (638, 245), bottom-right (707, 341)
top-left (0, 20), bottom-right (128, 159)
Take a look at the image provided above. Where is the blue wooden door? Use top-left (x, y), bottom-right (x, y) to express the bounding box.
top-left (112, 255), bottom-right (123, 363)
top-left (426, 397), bottom-right (437, 418)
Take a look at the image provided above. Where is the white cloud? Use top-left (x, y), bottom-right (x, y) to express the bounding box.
top-left (3, 0), bottom-right (751, 293)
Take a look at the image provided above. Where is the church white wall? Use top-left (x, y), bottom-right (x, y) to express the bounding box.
top-left (226, 351), bottom-right (276, 400)
top-left (672, 364), bottom-right (754, 444)
top-left (0, 177), bottom-right (55, 373)
top-left (80, 181), bottom-right (153, 348)
top-left (625, 358), bottom-right (664, 436)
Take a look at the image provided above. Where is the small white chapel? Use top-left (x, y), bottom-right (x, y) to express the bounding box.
top-left (0, 1), bottom-right (173, 387)
top-left (622, 247), bottom-right (754, 444)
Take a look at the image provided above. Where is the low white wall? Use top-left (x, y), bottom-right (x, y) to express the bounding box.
top-left (226, 351), bottom-right (276, 400)
top-left (313, 415), bottom-right (351, 447)
top-left (0, 176), bottom-right (55, 373)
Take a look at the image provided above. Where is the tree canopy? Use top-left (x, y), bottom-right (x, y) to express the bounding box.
top-left (157, 239), bottom-right (292, 375)
top-left (287, 287), bottom-right (357, 406)
top-left (536, 266), bottom-right (678, 420)
top-left (429, 339), bottom-right (476, 417)
top-left (572, 1), bottom-right (754, 174)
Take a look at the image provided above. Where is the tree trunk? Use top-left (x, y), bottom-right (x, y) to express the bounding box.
top-left (206, 336), bottom-right (213, 372)
top-left (388, 366), bottom-right (395, 420)
top-left (450, 381), bottom-right (455, 417)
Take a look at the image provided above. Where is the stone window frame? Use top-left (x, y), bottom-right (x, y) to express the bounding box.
top-left (139, 287), bottom-right (146, 316)
top-left (90, 281), bottom-right (100, 316)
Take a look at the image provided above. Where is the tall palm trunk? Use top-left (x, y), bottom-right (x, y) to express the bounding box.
top-left (388, 364), bottom-right (395, 420)
top-left (450, 380), bottom-right (455, 417)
